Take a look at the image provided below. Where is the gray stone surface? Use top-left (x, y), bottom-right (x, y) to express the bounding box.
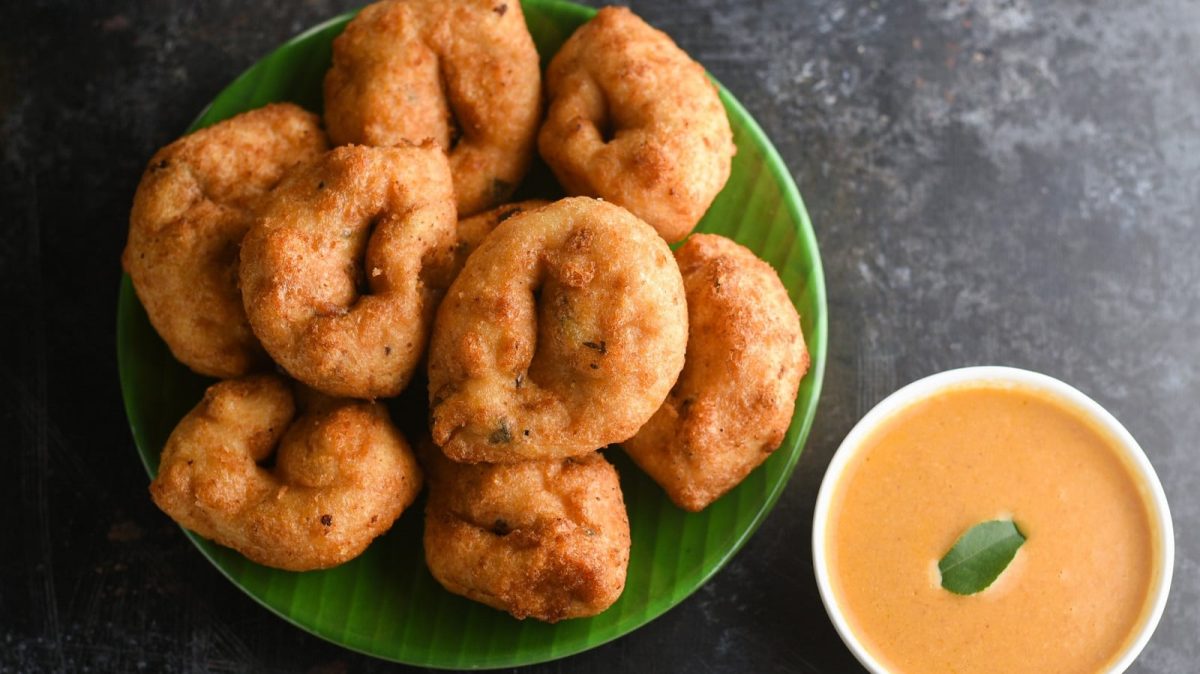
top-left (2, 0), bottom-right (1197, 671)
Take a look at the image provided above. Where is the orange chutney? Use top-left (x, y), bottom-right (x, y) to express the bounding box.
top-left (828, 384), bottom-right (1159, 674)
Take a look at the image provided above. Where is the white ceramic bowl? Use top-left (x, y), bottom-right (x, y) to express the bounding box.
top-left (811, 366), bottom-right (1174, 674)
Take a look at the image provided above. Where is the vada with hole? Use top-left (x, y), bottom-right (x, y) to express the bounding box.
top-left (239, 142), bottom-right (456, 399)
top-left (324, 0), bottom-right (542, 216)
top-left (538, 7), bottom-right (735, 243)
top-left (149, 374), bottom-right (422, 571)
top-left (428, 197), bottom-right (688, 463)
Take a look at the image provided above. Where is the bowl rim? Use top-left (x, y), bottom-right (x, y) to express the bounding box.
top-left (811, 365), bottom-right (1175, 674)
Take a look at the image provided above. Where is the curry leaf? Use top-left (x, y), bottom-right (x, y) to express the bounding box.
top-left (938, 519), bottom-right (1026, 595)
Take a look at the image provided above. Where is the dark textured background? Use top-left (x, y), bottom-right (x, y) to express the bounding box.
top-left (4, 0), bottom-right (1198, 671)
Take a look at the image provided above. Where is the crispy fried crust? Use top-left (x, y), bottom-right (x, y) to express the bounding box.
top-left (422, 444), bottom-right (630, 622)
top-left (538, 7), bottom-right (735, 243)
top-left (428, 197), bottom-right (688, 462)
top-left (149, 374), bottom-right (422, 571)
top-left (324, 0), bottom-right (542, 216)
top-left (622, 234), bottom-right (809, 511)
top-left (239, 143), bottom-right (457, 399)
top-left (123, 103), bottom-right (327, 377)
top-left (451, 199), bottom-right (550, 279)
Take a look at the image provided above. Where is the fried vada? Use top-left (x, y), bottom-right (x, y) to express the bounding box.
top-left (323, 0), bottom-right (542, 216)
top-left (428, 197), bottom-right (688, 463)
top-left (123, 103), bottom-right (327, 377)
top-left (538, 7), bottom-right (735, 243)
top-left (149, 374), bottom-right (422, 571)
top-left (422, 443), bottom-right (630, 622)
top-left (239, 143), bottom-right (456, 399)
top-left (622, 234), bottom-right (809, 511)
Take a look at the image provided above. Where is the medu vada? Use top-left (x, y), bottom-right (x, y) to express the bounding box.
top-left (538, 6), bottom-right (736, 244)
top-left (123, 103), bottom-right (327, 377)
top-left (622, 234), bottom-right (809, 512)
top-left (323, 0), bottom-right (542, 216)
top-left (422, 443), bottom-right (630, 622)
top-left (149, 374), bottom-right (422, 571)
top-left (239, 143), bottom-right (457, 399)
top-left (428, 197), bottom-right (688, 463)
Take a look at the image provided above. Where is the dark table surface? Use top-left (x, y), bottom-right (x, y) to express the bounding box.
top-left (4, 0), bottom-right (1198, 672)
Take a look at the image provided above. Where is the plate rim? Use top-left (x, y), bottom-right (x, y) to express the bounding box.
top-left (115, 0), bottom-right (828, 667)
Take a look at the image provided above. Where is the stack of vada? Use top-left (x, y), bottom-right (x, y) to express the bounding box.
top-left (124, 1), bottom-right (808, 624)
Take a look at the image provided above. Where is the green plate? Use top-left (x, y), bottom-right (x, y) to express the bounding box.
top-left (117, 0), bottom-right (827, 668)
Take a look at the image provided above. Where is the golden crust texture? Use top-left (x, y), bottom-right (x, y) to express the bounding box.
top-left (239, 143), bottom-right (457, 399)
top-left (422, 444), bottom-right (630, 622)
top-left (622, 234), bottom-right (809, 512)
top-left (149, 374), bottom-right (422, 571)
top-left (123, 103), bottom-right (328, 377)
top-left (451, 199), bottom-right (550, 279)
top-left (538, 6), bottom-right (735, 243)
top-left (428, 197), bottom-right (688, 463)
top-left (324, 0), bottom-right (542, 216)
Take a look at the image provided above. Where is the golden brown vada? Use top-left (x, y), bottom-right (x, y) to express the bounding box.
top-left (149, 374), bottom-right (422, 571)
top-left (622, 234), bottom-right (809, 512)
top-left (428, 197), bottom-right (688, 463)
top-left (538, 7), bottom-right (735, 243)
top-left (239, 143), bottom-right (456, 399)
top-left (123, 103), bottom-right (327, 377)
top-left (422, 443), bottom-right (630, 622)
top-left (324, 0), bottom-right (542, 216)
